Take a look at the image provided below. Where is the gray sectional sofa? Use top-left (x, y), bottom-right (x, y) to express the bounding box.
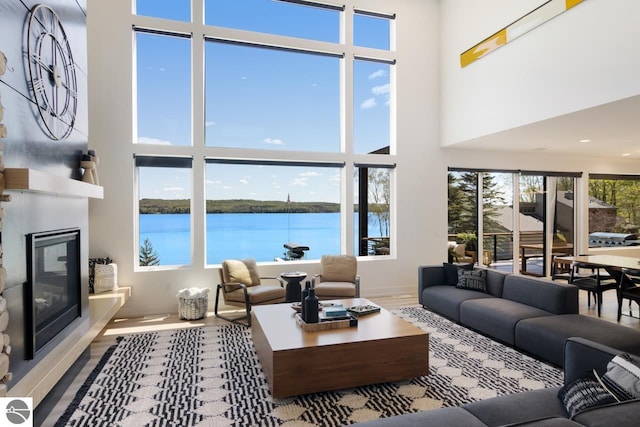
top-left (353, 265), bottom-right (640, 426)
top-left (418, 264), bottom-right (640, 367)
top-left (355, 337), bottom-right (640, 426)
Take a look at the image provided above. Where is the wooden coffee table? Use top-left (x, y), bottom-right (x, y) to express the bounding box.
top-left (251, 298), bottom-right (429, 398)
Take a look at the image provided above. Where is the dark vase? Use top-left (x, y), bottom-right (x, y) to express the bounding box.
top-left (303, 287), bottom-right (319, 323)
top-left (301, 280), bottom-right (311, 320)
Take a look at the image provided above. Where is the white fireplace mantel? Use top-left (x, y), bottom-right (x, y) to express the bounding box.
top-left (4, 168), bottom-right (103, 199)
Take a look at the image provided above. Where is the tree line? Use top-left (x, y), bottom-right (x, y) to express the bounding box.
top-left (139, 198), bottom-right (341, 214)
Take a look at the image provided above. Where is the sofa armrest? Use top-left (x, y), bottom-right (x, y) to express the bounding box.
top-left (564, 337), bottom-right (619, 384)
top-left (418, 265), bottom-right (445, 305)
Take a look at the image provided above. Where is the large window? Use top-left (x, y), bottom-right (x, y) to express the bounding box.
top-left (205, 161), bottom-right (342, 264)
top-left (355, 166), bottom-right (392, 256)
top-left (204, 41), bottom-right (341, 151)
top-left (589, 175), bottom-right (640, 247)
top-left (136, 31), bottom-right (191, 146)
top-left (136, 157), bottom-right (192, 267)
top-left (133, 1), bottom-right (396, 267)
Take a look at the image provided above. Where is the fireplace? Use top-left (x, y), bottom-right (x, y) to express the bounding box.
top-left (25, 228), bottom-right (81, 359)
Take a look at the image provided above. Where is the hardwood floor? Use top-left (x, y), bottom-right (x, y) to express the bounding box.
top-left (39, 290), bottom-right (640, 426)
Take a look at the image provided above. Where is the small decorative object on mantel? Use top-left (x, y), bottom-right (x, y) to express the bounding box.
top-left (89, 257), bottom-right (113, 293)
top-left (94, 263), bottom-right (118, 293)
top-left (81, 149), bottom-right (99, 185)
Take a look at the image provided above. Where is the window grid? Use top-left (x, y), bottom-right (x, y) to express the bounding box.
top-left (133, 1), bottom-right (397, 266)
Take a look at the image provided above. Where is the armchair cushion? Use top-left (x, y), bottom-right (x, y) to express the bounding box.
top-left (319, 255), bottom-right (357, 283)
top-left (222, 259), bottom-right (260, 287)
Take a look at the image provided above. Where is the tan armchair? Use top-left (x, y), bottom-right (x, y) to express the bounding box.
top-left (312, 255), bottom-right (360, 300)
top-left (214, 258), bottom-right (286, 326)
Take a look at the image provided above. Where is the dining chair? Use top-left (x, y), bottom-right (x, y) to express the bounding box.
top-left (618, 268), bottom-right (640, 322)
top-left (569, 261), bottom-right (618, 317)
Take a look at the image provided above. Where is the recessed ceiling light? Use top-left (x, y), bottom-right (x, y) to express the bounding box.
top-left (579, 139), bottom-right (591, 143)
top-left (622, 153), bottom-right (631, 157)
top-left (532, 147), bottom-right (547, 151)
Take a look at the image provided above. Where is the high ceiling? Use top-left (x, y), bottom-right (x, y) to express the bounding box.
top-left (448, 95), bottom-right (640, 160)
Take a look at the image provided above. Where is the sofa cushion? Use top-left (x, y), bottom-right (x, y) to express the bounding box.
top-left (484, 268), bottom-right (508, 297)
top-left (422, 285), bottom-right (494, 322)
top-left (502, 275), bottom-right (578, 315)
top-left (347, 407), bottom-right (486, 427)
top-left (456, 268), bottom-right (488, 293)
top-left (572, 398), bottom-right (640, 427)
top-left (498, 419), bottom-right (584, 426)
top-left (558, 371), bottom-right (618, 418)
top-left (463, 387), bottom-right (566, 427)
top-left (460, 298), bottom-right (554, 345)
top-left (516, 314), bottom-right (640, 368)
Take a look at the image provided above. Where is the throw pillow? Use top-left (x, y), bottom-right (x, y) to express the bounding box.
top-left (602, 353), bottom-right (640, 400)
top-left (222, 259), bottom-right (260, 287)
top-left (558, 371), bottom-right (618, 418)
top-left (456, 268), bottom-right (487, 292)
top-left (442, 262), bottom-right (473, 286)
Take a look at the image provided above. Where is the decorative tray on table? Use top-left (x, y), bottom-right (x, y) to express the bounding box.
top-left (346, 304), bottom-right (381, 316)
top-left (290, 302), bottom-right (336, 313)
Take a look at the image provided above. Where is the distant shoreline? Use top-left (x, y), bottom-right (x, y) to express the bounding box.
top-left (139, 198), bottom-right (341, 214)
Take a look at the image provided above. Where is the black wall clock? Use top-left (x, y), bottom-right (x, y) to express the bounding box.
top-left (26, 4), bottom-right (78, 140)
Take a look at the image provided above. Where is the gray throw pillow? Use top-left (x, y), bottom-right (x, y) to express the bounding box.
top-left (558, 371), bottom-right (618, 418)
top-left (442, 262), bottom-right (473, 286)
top-left (456, 268), bottom-right (487, 292)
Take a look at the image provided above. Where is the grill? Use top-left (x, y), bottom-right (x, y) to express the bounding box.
top-left (588, 232), bottom-right (639, 247)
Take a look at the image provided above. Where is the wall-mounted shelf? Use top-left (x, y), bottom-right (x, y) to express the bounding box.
top-left (4, 168), bottom-right (104, 199)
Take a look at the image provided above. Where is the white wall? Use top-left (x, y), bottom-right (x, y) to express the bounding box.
top-left (441, 0), bottom-right (640, 146)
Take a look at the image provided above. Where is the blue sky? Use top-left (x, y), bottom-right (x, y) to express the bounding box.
top-left (136, 0), bottom-right (391, 202)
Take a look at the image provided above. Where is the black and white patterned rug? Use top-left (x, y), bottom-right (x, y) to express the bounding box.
top-left (55, 307), bottom-right (563, 426)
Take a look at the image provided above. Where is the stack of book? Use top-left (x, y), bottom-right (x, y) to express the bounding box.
top-left (319, 304), bottom-right (349, 321)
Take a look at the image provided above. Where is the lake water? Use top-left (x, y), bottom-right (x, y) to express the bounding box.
top-left (140, 212), bottom-right (383, 265)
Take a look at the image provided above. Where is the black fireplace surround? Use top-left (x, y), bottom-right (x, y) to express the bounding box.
top-left (25, 228), bottom-right (81, 360)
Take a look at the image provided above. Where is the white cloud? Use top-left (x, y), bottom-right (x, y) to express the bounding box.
top-left (205, 121), bottom-right (216, 127)
top-left (292, 177), bottom-right (308, 186)
top-left (300, 171), bottom-right (321, 177)
top-left (163, 186), bottom-right (183, 192)
top-left (360, 98), bottom-right (377, 110)
top-left (159, 68), bottom-right (166, 72)
top-left (138, 136), bottom-right (172, 145)
top-left (369, 69), bottom-right (387, 80)
top-left (372, 84), bottom-right (390, 95)
top-left (206, 179), bottom-right (222, 185)
top-left (239, 179), bottom-right (249, 184)
top-left (264, 138), bottom-right (284, 145)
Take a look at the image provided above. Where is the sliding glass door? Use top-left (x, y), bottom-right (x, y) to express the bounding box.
top-left (448, 169), bottom-right (577, 277)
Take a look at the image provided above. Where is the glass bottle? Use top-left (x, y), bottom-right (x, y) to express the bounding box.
top-left (304, 287), bottom-right (319, 323)
top-left (301, 280), bottom-right (311, 320)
